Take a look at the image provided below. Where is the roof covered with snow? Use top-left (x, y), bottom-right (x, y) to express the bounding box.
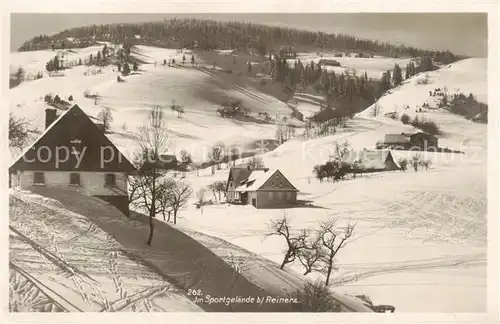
top-left (343, 150), bottom-right (399, 170)
top-left (234, 169), bottom-right (298, 192)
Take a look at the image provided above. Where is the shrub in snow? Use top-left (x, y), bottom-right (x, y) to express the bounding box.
top-left (416, 74), bottom-right (430, 85)
top-left (410, 116), bottom-right (441, 135)
top-left (411, 154), bottom-right (423, 172)
top-left (420, 159), bottom-right (432, 171)
top-left (44, 94), bottom-right (53, 103)
top-left (398, 158), bottom-right (408, 171)
top-left (288, 279), bottom-right (342, 312)
top-left (400, 113), bottom-right (410, 124)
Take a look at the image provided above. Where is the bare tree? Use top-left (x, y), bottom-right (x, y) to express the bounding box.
top-left (179, 149), bottom-right (192, 177)
top-left (248, 155), bottom-right (265, 169)
top-left (130, 105), bottom-right (171, 245)
top-left (167, 180), bottom-right (193, 224)
top-left (208, 181), bottom-right (227, 201)
top-left (128, 171), bottom-right (173, 224)
top-left (228, 145), bottom-right (241, 167)
top-left (97, 107), bottom-right (113, 132)
top-left (318, 220), bottom-right (356, 285)
top-left (9, 114), bottom-right (37, 151)
top-left (297, 235), bottom-right (324, 275)
top-left (209, 142), bottom-right (225, 172)
top-left (196, 187), bottom-right (207, 208)
top-left (267, 213), bottom-right (308, 270)
top-left (411, 153), bottom-right (423, 172)
top-left (421, 159), bottom-right (432, 171)
top-left (331, 140), bottom-right (351, 162)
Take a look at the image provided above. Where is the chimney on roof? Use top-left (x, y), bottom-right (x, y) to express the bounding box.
top-left (45, 108), bottom-right (58, 129)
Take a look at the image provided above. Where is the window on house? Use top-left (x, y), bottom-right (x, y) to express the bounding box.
top-left (105, 173), bottom-right (116, 187)
top-left (34, 172), bottom-right (45, 185)
top-left (69, 173), bottom-right (81, 185)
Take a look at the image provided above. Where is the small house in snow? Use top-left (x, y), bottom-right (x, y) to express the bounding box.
top-left (9, 104), bottom-right (136, 216)
top-left (344, 150), bottom-right (400, 173)
top-left (227, 166), bottom-right (299, 208)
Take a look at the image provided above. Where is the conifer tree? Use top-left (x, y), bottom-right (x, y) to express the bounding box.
top-left (122, 62), bottom-right (131, 76)
top-left (393, 64), bottom-right (403, 86)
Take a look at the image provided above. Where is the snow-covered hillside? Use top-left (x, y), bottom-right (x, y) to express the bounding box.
top-left (9, 45), bottom-right (488, 312)
top-left (176, 115), bottom-right (486, 312)
top-left (9, 190), bottom-right (202, 312)
top-left (9, 45), bottom-right (294, 163)
top-left (171, 58), bottom-right (488, 312)
top-left (10, 45), bottom-right (113, 79)
top-left (357, 58), bottom-right (487, 119)
top-left (290, 52), bottom-right (413, 79)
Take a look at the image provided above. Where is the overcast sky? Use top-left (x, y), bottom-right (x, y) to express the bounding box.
top-left (10, 13), bottom-right (488, 57)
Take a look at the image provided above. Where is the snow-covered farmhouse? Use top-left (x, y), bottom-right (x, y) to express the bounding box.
top-left (226, 166), bottom-right (299, 208)
top-left (345, 149), bottom-right (400, 173)
top-left (9, 104), bottom-right (136, 216)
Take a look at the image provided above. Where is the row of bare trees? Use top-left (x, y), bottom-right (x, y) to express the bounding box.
top-left (267, 212), bottom-right (355, 285)
top-left (127, 105), bottom-right (193, 246)
top-left (398, 154), bottom-right (432, 172)
top-left (208, 142), bottom-right (266, 175)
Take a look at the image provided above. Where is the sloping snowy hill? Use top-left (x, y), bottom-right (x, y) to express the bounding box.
top-left (9, 190), bottom-right (202, 312)
top-left (173, 58), bottom-right (487, 312)
top-left (9, 45), bottom-right (295, 163)
top-left (357, 58), bottom-right (487, 119)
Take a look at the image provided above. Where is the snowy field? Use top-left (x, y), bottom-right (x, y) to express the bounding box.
top-left (9, 45), bottom-right (294, 163)
top-left (9, 45), bottom-right (488, 312)
top-left (357, 58), bottom-right (487, 119)
top-left (290, 52), bottom-right (414, 79)
top-left (9, 190), bottom-right (201, 312)
top-left (172, 58), bottom-right (488, 312)
top-left (175, 113), bottom-right (487, 312)
top-left (10, 45), bottom-right (114, 80)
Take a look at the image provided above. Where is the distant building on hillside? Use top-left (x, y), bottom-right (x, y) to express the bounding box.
top-left (318, 59), bottom-right (341, 67)
top-left (227, 166), bottom-right (299, 208)
top-left (383, 132), bottom-right (438, 151)
top-left (9, 104), bottom-right (136, 216)
top-left (139, 153), bottom-right (179, 172)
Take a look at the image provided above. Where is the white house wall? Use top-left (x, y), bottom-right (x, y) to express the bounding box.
top-left (15, 171), bottom-right (128, 197)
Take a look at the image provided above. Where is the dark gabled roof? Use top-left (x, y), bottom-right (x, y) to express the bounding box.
top-left (9, 104), bottom-right (136, 173)
top-left (227, 167), bottom-right (253, 191)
